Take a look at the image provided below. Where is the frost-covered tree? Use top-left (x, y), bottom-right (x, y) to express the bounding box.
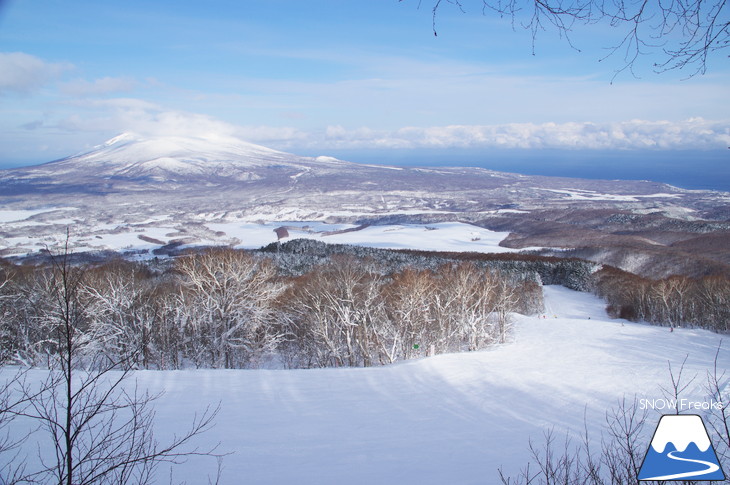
top-left (493, 275), bottom-right (519, 344)
top-left (434, 262), bottom-right (498, 352)
top-left (286, 259), bottom-right (524, 367)
top-left (81, 262), bottom-right (160, 368)
top-left (175, 248), bottom-right (288, 368)
top-left (285, 257), bottom-right (387, 367)
top-left (0, 262), bottom-right (17, 364)
top-left (383, 268), bottom-right (439, 360)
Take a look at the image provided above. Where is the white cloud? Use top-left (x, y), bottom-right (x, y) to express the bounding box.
top-left (53, 99), bottom-right (312, 146)
top-left (43, 98), bottom-right (730, 153)
top-left (277, 119), bottom-right (730, 151)
top-left (60, 77), bottom-right (138, 97)
top-left (0, 52), bottom-right (70, 95)
top-left (56, 98), bottom-right (241, 139)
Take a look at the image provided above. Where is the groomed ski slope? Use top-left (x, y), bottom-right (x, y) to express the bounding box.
top-left (135, 286), bottom-right (729, 484)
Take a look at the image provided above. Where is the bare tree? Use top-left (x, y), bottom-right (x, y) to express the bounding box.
top-left (175, 248), bottom-right (288, 369)
top-left (0, 263), bottom-right (62, 367)
top-left (650, 276), bottom-right (691, 328)
top-left (705, 343), bottom-right (730, 468)
top-left (698, 276), bottom-right (730, 333)
top-left (4, 243), bottom-right (221, 485)
top-left (382, 268), bottom-right (438, 360)
top-left (286, 257), bottom-right (386, 367)
top-left (81, 262), bottom-right (158, 368)
top-left (494, 274), bottom-right (519, 344)
top-left (406, 0), bottom-right (728, 76)
top-left (286, 259), bottom-right (523, 367)
top-left (0, 263), bottom-right (15, 364)
top-left (284, 273), bottom-right (342, 368)
top-left (434, 263), bottom-right (498, 352)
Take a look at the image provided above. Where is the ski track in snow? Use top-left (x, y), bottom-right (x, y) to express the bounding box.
top-left (4, 286), bottom-right (729, 484)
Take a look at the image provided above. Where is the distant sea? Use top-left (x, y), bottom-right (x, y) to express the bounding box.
top-left (318, 149), bottom-right (730, 192)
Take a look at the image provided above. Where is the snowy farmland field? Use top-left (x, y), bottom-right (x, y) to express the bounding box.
top-left (1, 220), bottom-right (522, 257)
top-left (4, 286), bottom-right (728, 484)
top-left (213, 221), bottom-right (517, 253)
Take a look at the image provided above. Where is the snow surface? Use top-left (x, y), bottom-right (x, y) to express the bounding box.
top-left (539, 188), bottom-right (684, 202)
top-left (0, 221), bottom-right (520, 257)
top-left (0, 207), bottom-right (76, 223)
top-left (5, 286), bottom-right (728, 484)
top-left (210, 221), bottom-right (516, 253)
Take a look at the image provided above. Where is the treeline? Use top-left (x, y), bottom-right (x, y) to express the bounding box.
top-left (593, 266), bottom-right (730, 332)
top-left (262, 238), bottom-right (599, 291)
top-left (3, 240), bottom-right (726, 370)
top-left (285, 257), bottom-right (535, 367)
top-left (0, 247), bottom-right (542, 369)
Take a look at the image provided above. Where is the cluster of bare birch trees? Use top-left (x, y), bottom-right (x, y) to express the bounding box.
top-left (285, 257), bottom-right (532, 367)
top-left (594, 267), bottom-right (730, 332)
top-left (1, 248), bottom-right (540, 370)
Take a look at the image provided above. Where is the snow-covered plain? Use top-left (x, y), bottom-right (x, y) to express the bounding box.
top-left (211, 221), bottom-right (516, 253)
top-left (538, 188), bottom-right (684, 202)
top-left (1, 220), bottom-right (520, 257)
top-left (0, 207), bottom-right (77, 224)
top-left (7, 287), bottom-right (727, 484)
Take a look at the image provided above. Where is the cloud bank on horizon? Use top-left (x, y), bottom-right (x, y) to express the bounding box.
top-left (32, 97), bottom-right (729, 152)
top-left (312, 118), bottom-right (730, 151)
top-left (2, 82), bottom-right (728, 161)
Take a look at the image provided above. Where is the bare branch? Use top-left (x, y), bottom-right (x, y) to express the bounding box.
top-left (405, 0), bottom-right (728, 76)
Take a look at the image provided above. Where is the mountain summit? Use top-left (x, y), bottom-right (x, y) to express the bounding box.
top-left (32, 132), bottom-right (345, 182)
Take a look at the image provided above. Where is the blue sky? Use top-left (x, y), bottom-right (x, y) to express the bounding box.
top-left (0, 0), bottom-right (728, 174)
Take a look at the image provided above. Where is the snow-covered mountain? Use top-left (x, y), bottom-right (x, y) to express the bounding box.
top-left (9, 132), bottom-right (349, 183)
top-left (0, 132), bottom-right (688, 193)
top-left (1, 133), bottom-right (729, 276)
top-left (2, 132), bottom-right (716, 210)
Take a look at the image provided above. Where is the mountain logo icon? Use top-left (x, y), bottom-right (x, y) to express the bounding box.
top-left (638, 414), bottom-right (726, 481)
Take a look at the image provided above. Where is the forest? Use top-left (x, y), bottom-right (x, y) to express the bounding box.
top-left (0, 243), bottom-right (542, 369)
top-left (1, 239), bottom-right (727, 370)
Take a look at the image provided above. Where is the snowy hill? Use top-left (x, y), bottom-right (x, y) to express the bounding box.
top-left (10, 286), bottom-right (719, 484)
